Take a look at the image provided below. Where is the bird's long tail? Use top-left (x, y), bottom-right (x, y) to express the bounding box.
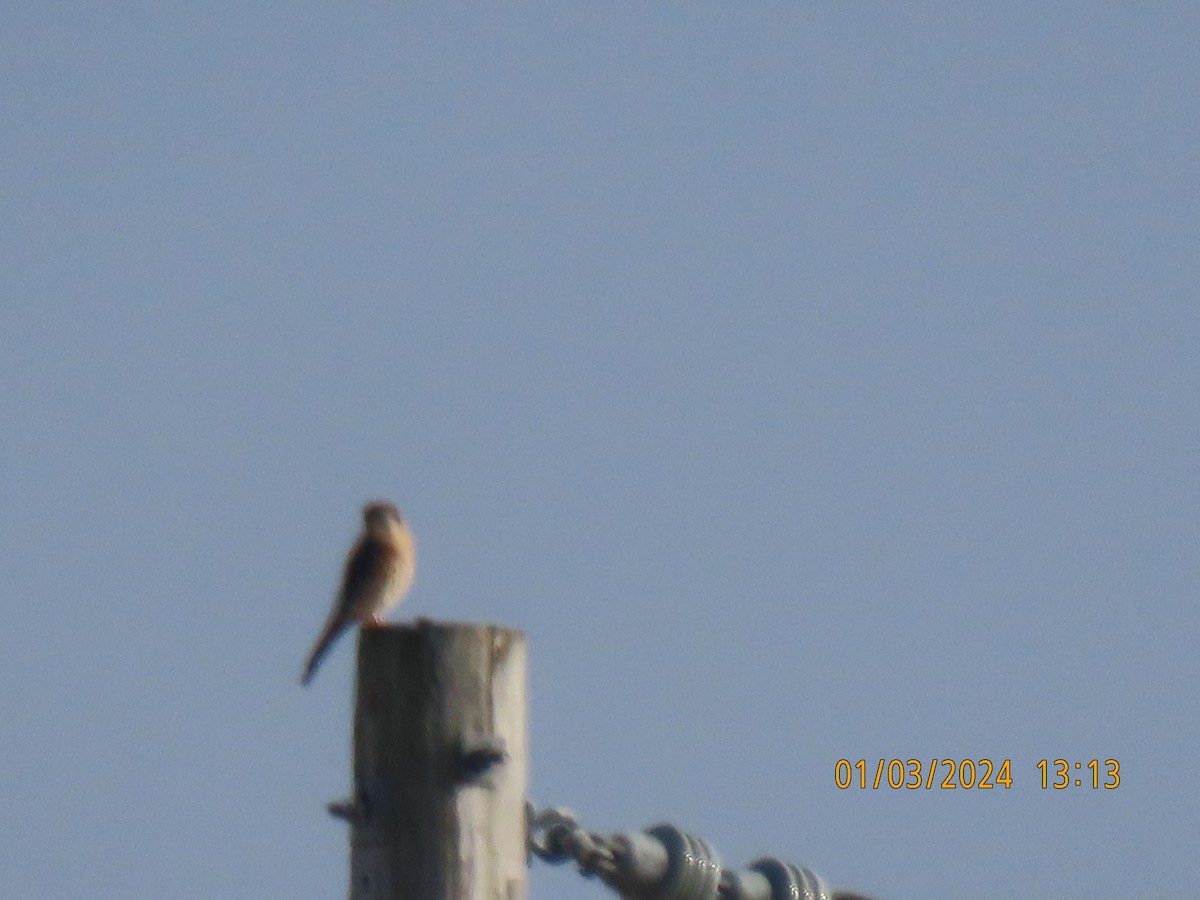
top-left (300, 615), bottom-right (350, 686)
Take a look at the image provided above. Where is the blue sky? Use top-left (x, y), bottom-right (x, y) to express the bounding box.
top-left (2, 4), bottom-right (1197, 899)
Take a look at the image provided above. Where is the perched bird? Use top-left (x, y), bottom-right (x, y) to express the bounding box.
top-left (300, 500), bottom-right (416, 686)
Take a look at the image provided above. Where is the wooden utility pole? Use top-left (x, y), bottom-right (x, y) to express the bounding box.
top-left (337, 621), bottom-right (528, 900)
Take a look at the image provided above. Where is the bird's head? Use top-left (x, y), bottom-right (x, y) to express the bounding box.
top-left (362, 500), bottom-right (403, 532)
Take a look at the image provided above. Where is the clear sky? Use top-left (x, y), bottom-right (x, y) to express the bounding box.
top-left (2, 5), bottom-right (1196, 899)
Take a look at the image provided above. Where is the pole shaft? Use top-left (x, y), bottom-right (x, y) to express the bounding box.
top-left (347, 621), bottom-right (528, 900)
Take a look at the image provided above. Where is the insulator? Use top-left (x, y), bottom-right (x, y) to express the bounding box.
top-left (745, 856), bottom-right (832, 900)
top-left (719, 866), bottom-right (772, 900)
top-left (611, 823), bottom-right (722, 900)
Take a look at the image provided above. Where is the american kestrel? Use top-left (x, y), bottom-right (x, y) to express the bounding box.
top-left (300, 500), bottom-right (416, 686)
